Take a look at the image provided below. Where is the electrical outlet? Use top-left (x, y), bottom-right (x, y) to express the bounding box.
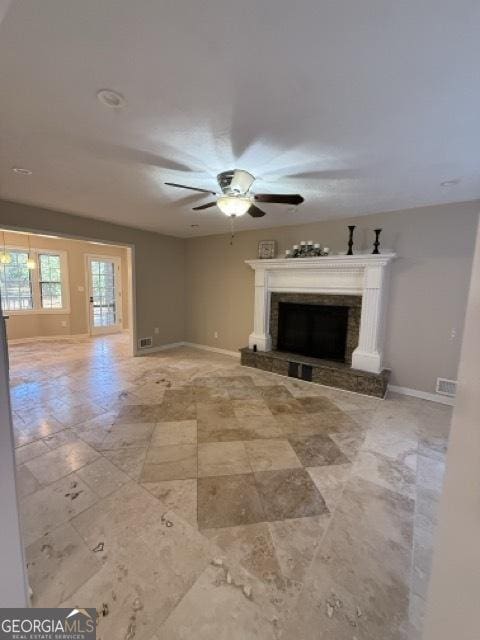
top-left (214, 331), bottom-right (218, 339)
top-left (450, 328), bottom-right (457, 339)
top-left (154, 327), bottom-right (159, 335)
top-left (61, 320), bottom-right (67, 328)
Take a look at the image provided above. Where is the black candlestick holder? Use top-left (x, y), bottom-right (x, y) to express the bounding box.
top-left (347, 225), bottom-right (355, 255)
top-left (372, 228), bottom-right (382, 254)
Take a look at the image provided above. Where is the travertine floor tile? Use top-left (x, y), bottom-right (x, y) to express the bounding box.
top-left (288, 433), bottom-right (350, 467)
top-left (142, 479), bottom-right (197, 527)
top-left (278, 411), bottom-right (359, 437)
top-left (156, 390), bottom-right (197, 421)
top-left (245, 439), bottom-right (302, 472)
top-left (151, 420), bottom-right (197, 446)
top-left (196, 398), bottom-right (235, 420)
top-left (73, 411), bottom-right (117, 449)
top-left (114, 404), bottom-right (163, 423)
top-left (16, 464), bottom-right (41, 498)
top-left (27, 522), bottom-right (101, 607)
top-left (268, 515), bottom-right (329, 582)
top-left (51, 401), bottom-right (107, 427)
top-left (14, 416), bottom-right (65, 446)
top-left (198, 415), bottom-right (283, 442)
top-left (353, 450), bottom-right (417, 499)
top-left (76, 457), bottom-right (130, 497)
top-left (255, 468), bottom-right (329, 521)
top-left (198, 441), bottom-right (250, 477)
top-left (25, 440), bottom-right (100, 485)
top-left (142, 444), bottom-right (197, 481)
top-left (100, 422), bottom-right (154, 450)
top-left (102, 445), bottom-right (148, 481)
top-left (197, 473), bottom-right (265, 529)
top-left (307, 463), bottom-right (352, 512)
top-left (233, 398), bottom-right (273, 418)
top-left (20, 473), bottom-right (99, 546)
top-left (42, 428), bottom-right (79, 450)
top-left (157, 564), bottom-right (277, 640)
top-left (14, 439), bottom-right (49, 465)
top-left (329, 429), bottom-right (365, 460)
top-left (296, 396), bottom-right (342, 413)
top-left (203, 522), bottom-right (282, 584)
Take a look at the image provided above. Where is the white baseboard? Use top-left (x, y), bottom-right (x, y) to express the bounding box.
top-left (182, 342), bottom-right (241, 358)
top-left (388, 384), bottom-right (455, 406)
top-left (8, 333), bottom-right (89, 344)
top-left (135, 341), bottom-right (240, 358)
top-left (134, 341), bottom-right (185, 356)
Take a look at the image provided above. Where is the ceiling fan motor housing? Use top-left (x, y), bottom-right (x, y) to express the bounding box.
top-left (217, 169), bottom-right (255, 195)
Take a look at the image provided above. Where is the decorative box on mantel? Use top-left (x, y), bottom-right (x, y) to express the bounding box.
top-left (241, 254), bottom-right (396, 397)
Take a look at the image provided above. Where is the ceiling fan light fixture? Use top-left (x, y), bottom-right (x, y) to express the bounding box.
top-left (216, 195), bottom-right (252, 217)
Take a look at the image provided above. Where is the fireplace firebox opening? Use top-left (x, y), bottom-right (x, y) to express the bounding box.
top-left (277, 302), bottom-right (349, 362)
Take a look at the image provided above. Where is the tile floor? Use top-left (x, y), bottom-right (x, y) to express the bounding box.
top-left (9, 333), bottom-right (451, 639)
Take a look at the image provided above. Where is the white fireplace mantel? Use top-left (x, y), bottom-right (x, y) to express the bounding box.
top-left (245, 253), bottom-right (396, 374)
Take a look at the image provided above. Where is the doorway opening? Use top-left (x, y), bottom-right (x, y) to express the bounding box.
top-left (0, 228), bottom-right (135, 354)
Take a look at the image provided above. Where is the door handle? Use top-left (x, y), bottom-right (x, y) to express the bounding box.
top-left (89, 296), bottom-right (94, 303)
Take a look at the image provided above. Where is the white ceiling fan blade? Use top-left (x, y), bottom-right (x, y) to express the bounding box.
top-left (230, 169), bottom-right (255, 194)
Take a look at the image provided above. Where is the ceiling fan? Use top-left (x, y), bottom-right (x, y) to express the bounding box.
top-left (165, 169), bottom-right (304, 218)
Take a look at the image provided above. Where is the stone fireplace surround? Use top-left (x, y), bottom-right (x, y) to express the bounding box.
top-left (240, 254), bottom-right (396, 396)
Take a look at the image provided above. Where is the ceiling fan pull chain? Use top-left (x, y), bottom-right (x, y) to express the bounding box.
top-left (230, 216), bottom-right (235, 245)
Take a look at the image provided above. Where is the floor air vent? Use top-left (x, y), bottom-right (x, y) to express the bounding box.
top-left (138, 336), bottom-right (153, 350)
top-left (436, 377), bottom-right (457, 397)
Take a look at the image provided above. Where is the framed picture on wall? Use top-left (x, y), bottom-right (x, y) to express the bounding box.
top-left (258, 240), bottom-right (277, 259)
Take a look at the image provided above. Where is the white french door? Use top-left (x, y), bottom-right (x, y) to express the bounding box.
top-left (86, 255), bottom-right (122, 335)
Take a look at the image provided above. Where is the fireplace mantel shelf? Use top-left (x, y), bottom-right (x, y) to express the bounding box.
top-left (245, 252), bottom-right (396, 374)
top-left (246, 253), bottom-right (396, 270)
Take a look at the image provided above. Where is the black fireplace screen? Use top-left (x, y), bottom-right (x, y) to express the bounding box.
top-left (277, 302), bottom-right (349, 362)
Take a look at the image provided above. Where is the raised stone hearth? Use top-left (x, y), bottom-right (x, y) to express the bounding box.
top-left (240, 348), bottom-right (389, 397)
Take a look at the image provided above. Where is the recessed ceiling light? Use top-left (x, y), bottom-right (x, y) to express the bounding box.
top-left (12, 167), bottom-right (32, 175)
top-left (440, 179), bottom-right (460, 187)
top-left (97, 89), bottom-right (126, 109)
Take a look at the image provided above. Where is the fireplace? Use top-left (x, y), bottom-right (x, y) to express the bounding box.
top-left (240, 254), bottom-right (395, 397)
top-left (277, 302), bottom-right (349, 362)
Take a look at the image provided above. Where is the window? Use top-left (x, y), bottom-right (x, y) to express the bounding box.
top-left (0, 250), bottom-right (33, 310)
top-left (0, 248), bottom-right (69, 314)
top-left (39, 253), bottom-right (63, 309)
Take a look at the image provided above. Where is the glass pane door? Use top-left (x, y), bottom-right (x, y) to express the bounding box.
top-left (87, 257), bottom-right (121, 334)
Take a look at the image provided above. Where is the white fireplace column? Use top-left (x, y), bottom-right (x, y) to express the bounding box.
top-left (246, 254), bottom-right (396, 375)
top-left (248, 266), bottom-right (272, 351)
top-left (351, 264), bottom-right (388, 373)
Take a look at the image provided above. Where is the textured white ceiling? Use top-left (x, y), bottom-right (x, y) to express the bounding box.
top-left (0, 0), bottom-right (479, 237)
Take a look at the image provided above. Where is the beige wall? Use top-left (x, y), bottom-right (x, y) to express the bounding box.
top-left (2, 231), bottom-right (130, 340)
top-left (423, 216), bottom-right (480, 639)
top-left (185, 201), bottom-right (479, 394)
top-left (0, 200), bottom-right (185, 350)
